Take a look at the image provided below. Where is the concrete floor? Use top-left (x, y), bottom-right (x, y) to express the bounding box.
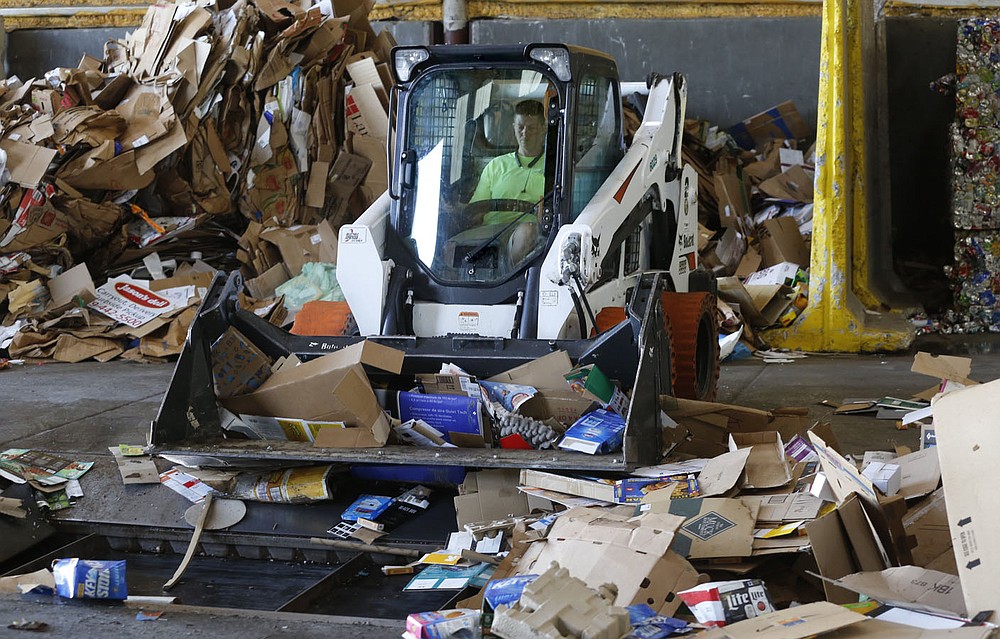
top-left (0, 597), bottom-right (401, 639)
top-left (8, 336), bottom-right (999, 457)
top-left (2, 335), bottom-right (999, 635)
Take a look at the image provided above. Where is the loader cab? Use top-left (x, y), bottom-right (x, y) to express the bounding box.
top-left (386, 44), bottom-right (624, 311)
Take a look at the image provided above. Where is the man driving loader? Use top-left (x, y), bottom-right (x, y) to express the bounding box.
top-left (468, 99), bottom-right (547, 264)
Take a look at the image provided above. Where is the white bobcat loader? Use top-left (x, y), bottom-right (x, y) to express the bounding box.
top-left (152, 43), bottom-right (719, 471)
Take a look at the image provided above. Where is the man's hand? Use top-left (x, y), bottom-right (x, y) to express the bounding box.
top-left (464, 198), bottom-right (535, 228)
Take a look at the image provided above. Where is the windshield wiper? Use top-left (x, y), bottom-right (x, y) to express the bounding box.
top-left (463, 196), bottom-right (547, 265)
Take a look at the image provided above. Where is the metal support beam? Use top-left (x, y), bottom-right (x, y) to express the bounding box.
top-left (762, 0), bottom-right (913, 352)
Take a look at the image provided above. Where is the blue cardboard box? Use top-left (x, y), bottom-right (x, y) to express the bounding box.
top-left (558, 409), bottom-right (626, 454)
top-left (397, 392), bottom-right (487, 446)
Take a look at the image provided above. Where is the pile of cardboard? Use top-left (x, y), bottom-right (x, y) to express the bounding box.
top-left (214, 340), bottom-right (629, 454)
top-left (0, 0), bottom-right (392, 361)
top-left (198, 319), bottom-right (994, 634)
top-left (393, 350), bottom-right (999, 638)
top-left (668, 102), bottom-right (815, 350)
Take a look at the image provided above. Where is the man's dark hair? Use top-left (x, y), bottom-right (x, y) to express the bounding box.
top-left (515, 100), bottom-right (544, 118)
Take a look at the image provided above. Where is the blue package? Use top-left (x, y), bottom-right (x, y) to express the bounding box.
top-left (558, 409), bottom-right (626, 454)
top-left (626, 604), bottom-right (690, 638)
top-left (397, 392), bottom-right (484, 443)
top-left (483, 575), bottom-right (538, 610)
top-left (341, 494), bottom-right (394, 522)
top-left (52, 559), bottom-right (127, 600)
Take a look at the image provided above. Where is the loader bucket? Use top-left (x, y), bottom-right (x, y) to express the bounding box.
top-left (151, 272), bottom-right (674, 471)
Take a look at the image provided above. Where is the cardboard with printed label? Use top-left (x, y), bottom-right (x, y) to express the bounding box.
top-left (743, 262), bottom-right (803, 287)
top-left (931, 379), bottom-right (1000, 616)
top-left (653, 497), bottom-right (759, 559)
top-left (894, 448), bottom-right (941, 500)
top-left (564, 363), bottom-right (629, 415)
top-left (727, 101), bottom-right (812, 150)
top-left (397, 391), bottom-right (488, 446)
top-left (744, 492), bottom-right (825, 523)
top-left (821, 566), bottom-right (966, 618)
top-left (210, 326), bottom-right (274, 399)
top-left (87, 276), bottom-right (174, 328)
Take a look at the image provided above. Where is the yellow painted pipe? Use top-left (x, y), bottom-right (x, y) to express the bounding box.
top-left (761, 0), bottom-right (913, 352)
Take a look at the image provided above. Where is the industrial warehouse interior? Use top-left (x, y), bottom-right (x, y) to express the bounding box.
top-left (2, 0), bottom-right (1000, 637)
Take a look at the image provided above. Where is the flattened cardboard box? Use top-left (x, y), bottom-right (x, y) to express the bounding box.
top-left (834, 619), bottom-right (991, 638)
top-left (519, 469), bottom-right (674, 505)
top-left (47, 263), bottom-right (97, 309)
top-left (823, 566), bottom-right (966, 618)
top-left (222, 341), bottom-right (403, 448)
top-left (698, 601), bottom-right (865, 639)
top-left (932, 379), bottom-right (1000, 616)
top-left (911, 351), bottom-right (973, 384)
top-left (744, 492), bottom-right (825, 523)
top-left (515, 507), bottom-right (699, 616)
top-left (697, 448), bottom-right (751, 496)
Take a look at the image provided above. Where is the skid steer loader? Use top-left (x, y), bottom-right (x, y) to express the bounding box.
top-left (152, 43), bottom-right (719, 471)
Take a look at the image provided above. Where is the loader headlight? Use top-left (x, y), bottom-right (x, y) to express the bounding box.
top-left (529, 47), bottom-right (571, 82)
top-left (394, 47), bottom-right (429, 83)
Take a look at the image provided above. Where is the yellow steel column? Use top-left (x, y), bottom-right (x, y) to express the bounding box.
top-left (762, 0), bottom-right (913, 352)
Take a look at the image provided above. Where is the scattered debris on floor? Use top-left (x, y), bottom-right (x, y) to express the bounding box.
top-left (7, 619), bottom-right (51, 632)
top-left (0, 345), bottom-right (996, 637)
top-left (0, 449), bottom-right (94, 512)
